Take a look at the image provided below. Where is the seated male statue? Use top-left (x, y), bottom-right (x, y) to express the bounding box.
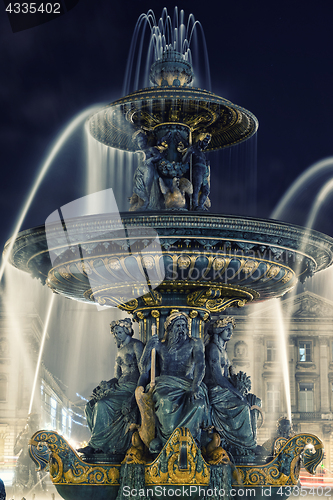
top-left (139, 311), bottom-right (208, 453)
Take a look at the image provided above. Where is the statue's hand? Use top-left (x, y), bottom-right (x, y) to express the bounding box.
top-left (147, 335), bottom-right (160, 348)
top-left (122, 396), bottom-right (135, 415)
top-left (107, 378), bottom-right (118, 389)
top-left (189, 385), bottom-right (202, 404)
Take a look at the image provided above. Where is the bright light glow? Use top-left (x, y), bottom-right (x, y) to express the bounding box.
top-left (28, 293), bottom-right (55, 414)
top-left (305, 178), bottom-right (333, 231)
top-left (0, 105), bottom-right (102, 283)
top-left (272, 156), bottom-right (333, 219)
top-left (274, 299), bottom-right (292, 422)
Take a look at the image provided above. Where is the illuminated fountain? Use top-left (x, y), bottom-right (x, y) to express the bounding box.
top-left (4, 7), bottom-right (332, 500)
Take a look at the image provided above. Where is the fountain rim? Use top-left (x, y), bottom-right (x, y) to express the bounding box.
top-left (86, 85), bottom-right (259, 152)
top-left (5, 211), bottom-right (333, 269)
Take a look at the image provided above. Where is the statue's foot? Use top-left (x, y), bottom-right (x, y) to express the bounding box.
top-left (149, 438), bottom-right (163, 454)
top-left (254, 444), bottom-right (268, 456)
top-left (77, 445), bottom-right (97, 455)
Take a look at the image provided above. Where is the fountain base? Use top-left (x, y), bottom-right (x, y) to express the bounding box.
top-left (29, 427), bottom-right (323, 500)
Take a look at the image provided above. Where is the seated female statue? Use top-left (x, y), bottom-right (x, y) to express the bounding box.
top-left (78, 318), bottom-right (144, 456)
top-left (204, 317), bottom-right (262, 456)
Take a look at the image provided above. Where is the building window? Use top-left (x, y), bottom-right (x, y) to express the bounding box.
top-left (0, 374), bottom-right (7, 402)
top-left (50, 397), bottom-right (57, 429)
top-left (267, 341), bottom-right (278, 362)
top-left (299, 341), bottom-right (311, 362)
top-left (62, 409), bottom-right (67, 435)
top-left (267, 382), bottom-right (280, 413)
top-left (299, 383), bottom-right (314, 412)
top-left (68, 414), bottom-right (72, 438)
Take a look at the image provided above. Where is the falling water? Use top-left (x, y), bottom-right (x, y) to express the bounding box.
top-left (123, 6), bottom-right (211, 94)
top-left (274, 299), bottom-right (292, 421)
top-left (85, 129), bottom-right (136, 211)
top-left (272, 156), bottom-right (333, 220)
top-left (0, 105), bottom-right (101, 283)
top-left (269, 157), bottom-right (333, 427)
top-left (28, 293), bottom-right (55, 414)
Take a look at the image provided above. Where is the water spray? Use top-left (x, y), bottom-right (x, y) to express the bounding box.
top-left (0, 105), bottom-right (102, 283)
top-left (28, 293), bottom-right (55, 414)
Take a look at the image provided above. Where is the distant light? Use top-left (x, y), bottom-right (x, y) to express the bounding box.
top-left (0, 470), bottom-right (15, 485)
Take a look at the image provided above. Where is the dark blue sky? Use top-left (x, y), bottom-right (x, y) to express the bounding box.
top-left (1, 0), bottom-right (333, 248)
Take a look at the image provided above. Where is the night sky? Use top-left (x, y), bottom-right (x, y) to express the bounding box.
top-left (1, 0), bottom-right (333, 246)
top-left (1, 0), bottom-right (333, 421)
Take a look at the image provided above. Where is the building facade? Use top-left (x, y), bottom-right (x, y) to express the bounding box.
top-left (226, 290), bottom-right (333, 471)
top-left (0, 298), bottom-right (73, 482)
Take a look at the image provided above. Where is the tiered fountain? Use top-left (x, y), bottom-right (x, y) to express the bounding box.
top-left (4, 10), bottom-right (332, 500)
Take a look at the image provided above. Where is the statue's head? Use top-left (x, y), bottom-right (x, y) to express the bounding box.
top-left (110, 318), bottom-right (134, 346)
top-left (208, 316), bottom-right (236, 342)
top-left (133, 130), bottom-right (148, 150)
top-left (27, 413), bottom-right (40, 429)
top-left (163, 311), bottom-right (189, 350)
top-left (277, 417), bottom-right (292, 438)
top-left (198, 133), bottom-right (211, 150)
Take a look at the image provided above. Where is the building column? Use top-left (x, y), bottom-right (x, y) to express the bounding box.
top-left (253, 335), bottom-right (264, 401)
top-left (319, 336), bottom-right (330, 413)
top-left (289, 336), bottom-right (297, 412)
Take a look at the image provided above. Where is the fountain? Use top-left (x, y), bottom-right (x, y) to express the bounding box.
top-left (3, 7), bottom-right (331, 500)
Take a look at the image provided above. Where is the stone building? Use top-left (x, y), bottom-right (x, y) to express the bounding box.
top-left (0, 297), bottom-right (73, 481)
top-left (226, 290), bottom-right (333, 471)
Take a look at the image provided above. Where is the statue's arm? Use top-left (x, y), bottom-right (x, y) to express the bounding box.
top-left (208, 344), bottom-right (245, 400)
top-left (190, 338), bottom-right (205, 399)
top-left (106, 357), bottom-right (121, 387)
top-left (182, 145), bottom-right (194, 164)
top-left (138, 336), bottom-right (160, 387)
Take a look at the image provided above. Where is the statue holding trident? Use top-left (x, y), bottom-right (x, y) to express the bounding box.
top-left (137, 312), bottom-right (209, 453)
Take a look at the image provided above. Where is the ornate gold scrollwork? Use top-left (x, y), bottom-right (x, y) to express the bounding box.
top-left (29, 431), bottom-right (121, 486)
top-left (187, 286), bottom-right (256, 312)
top-left (145, 428), bottom-right (210, 486)
top-left (142, 290), bottom-right (163, 306)
top-left (234, 433), bottom-right (324, 487)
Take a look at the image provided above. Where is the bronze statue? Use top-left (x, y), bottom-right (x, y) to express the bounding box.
top-left (139, 312), bottom-right (208, 453)
top-left (182, 134), bottom-right (211, 211)
top-left (158, 176), bottom-right (193, 209)
top-left (78, 318), bottom-right (144, 456)
top-left (13, 413), bottom-right (45, 494)
top-left (204, 317), bottom-right (263, 457)
top-left (129, 130), bottom-right (170, 211)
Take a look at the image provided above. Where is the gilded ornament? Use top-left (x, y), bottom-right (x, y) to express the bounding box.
top-left (281, 271), bottom-right (293, 283)
top-left (177, 255), bottom-right (191, 269)
top-left (108, 258), bottom-right (122, 270)
top-left (142, 255), bottom-right (155, 269)
top-left (151, 309), bottom-right (160, 318)
top-left (189, 310), bottom-right (198, 318)
top-left (212, 257), bottom-right (225, 271)
top-left (242, 260), bottom-right (257, 274)
top-left (142, 290), bottom-right (162, 306)
top-left (266, 266), bottom-right (281, 278)
top-left (145, 427), bottom-right (210, 486)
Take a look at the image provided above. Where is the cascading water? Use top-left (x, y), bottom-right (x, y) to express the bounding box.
top-left (268, 158), bottom-right (333, 429)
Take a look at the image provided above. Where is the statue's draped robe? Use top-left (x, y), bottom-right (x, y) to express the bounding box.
top-left (152, 375), bottom-right (209, 445)
top-left (85, 381), bottom-right (137, 454)
top-left (209, 386), bottom-right (260, 449)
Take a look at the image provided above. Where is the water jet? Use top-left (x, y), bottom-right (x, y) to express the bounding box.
top-left (3, 7), bottom-right (330, 500)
